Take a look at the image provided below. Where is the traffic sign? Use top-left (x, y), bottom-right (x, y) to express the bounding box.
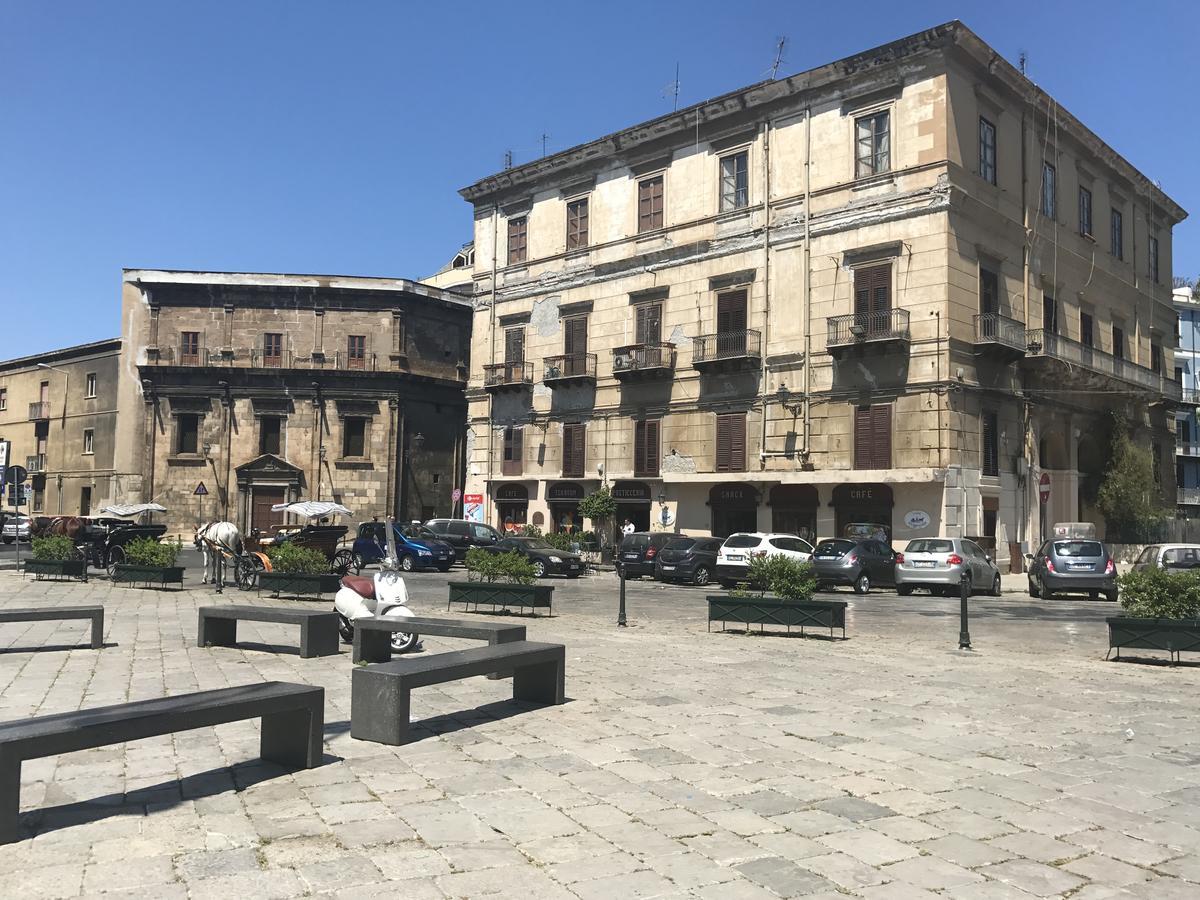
top-left (451, 488), bottom-right (462, 503)
top-left (1038, 472), bottom-right (1051, 504)
top-left (4, 465), bottom-right (28, 486)
top-left (194, 482), bottom-right (209, 496)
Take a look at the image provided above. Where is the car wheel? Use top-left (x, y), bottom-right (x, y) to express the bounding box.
top-left (854, 572), bottom-right (871, 594)
top-left (399, 554), bottom-right (414, 572)
top-left (991, 574), bottom-right (1002, 597)
top-left (896, 584), bottom-right (913, 596)
top-left (1039, 576), bottom-right (1055, 600)
top-left (532, 560), bottom-right (546, 578)
top-left (719, 579), bottom-right (735, 589)
top-left (2, 538), bottom-right (11, 545)
top-left (1105, 590), bottom-right (1118, 603)
top-left (692, 565), bottom-right (710, 587)
top-left (437, 563), bottom-right (452, 572)
top-left (1028, 577), bottom-right (1041, 598)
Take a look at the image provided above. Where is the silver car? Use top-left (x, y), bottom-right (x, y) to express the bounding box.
top-left (894, 537), bottom-right (1001, 596)
top-left (1, 514), bottom-right (32, 544)
top-left (1131, 544), bottom-right (1200, 572)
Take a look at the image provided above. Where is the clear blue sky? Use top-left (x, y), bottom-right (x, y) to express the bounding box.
top-left (3, 1), bottom-right (1197, 355)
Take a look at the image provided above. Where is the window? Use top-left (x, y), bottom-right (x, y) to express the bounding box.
top-left (978, 117), bottom-right (996, 185)
top-left (715, 412), bottom-right (747, 472)
top-left (260, 416), bottom-right (282, 456)
top-left (638, 175), bottom-right (664, 232)
top-left (507, 215), bottom-right (527, 264)
top-left (1042, 294), bottom-right (1057, 334)
top-left (1079, 186), bottom-right (1093, 237)
top-left (263, 333), bottom-right (283, 367)
top-left (854, 264), bottom-right (892, 334)
top-left (855, 110), bottom-right (890, 178)
top-left (635, 303), bottom-right (662, 345)
top-left (566, 197), bottom-right (589, 250)
top-left (80, 486), bottom-right (91, 517)
top-left (1152, 342), bottom-right (1162, 374)
top-left (82, 429), bottom-right (94, 455)
top-left (1150, 235), bottom-right (1160, 283)
top-left (979, 268), bottom-right (999, 316)
top-left (342, 417), bottom-right (366, 457)
top-left (634, 419), bottom-right (660, 477)
top-left (180, 331), bottom-right (200, 365)
top-left (981, 411), bottom-right (998, 477)
top-left (1081, 312), bottom-right (1094, 348)
top-left (85, 373), bottom-right (97, 398)
top-left (502, 426), bottom-right (523, 476)
top-left (1041, 162), bottom-right (1056, 218)
top-left (176, 414), bottom-right (199, 455)
top-left (562, 423), bottom-right (585, 478)
top-left (1111, 208), bottom-right (1123, 260)
top-left (853, 405), bottom-right (892, 470)
top-left (504, 327), bottom-right (525, 365)
top-left (347, 335), bottom-right (366, 370)
top-left (562, 316), bottom-right (588, 375)
top-left (1112, 323), bottom-right (1125, 361)
top-left (720, 151), bottom-right (749, 211)
top-left (0, 387), bottom-right (6, 410)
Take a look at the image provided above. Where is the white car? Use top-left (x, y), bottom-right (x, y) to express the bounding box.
top-left (2, 514), bottom-right (32, 544)
top-left (715, 532), bottom-right (814, 588)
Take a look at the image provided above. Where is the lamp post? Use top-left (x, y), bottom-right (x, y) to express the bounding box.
top-left (958, 569), bottom-right (972, 650)
top-left (317, 445), bottom-right (326, 501)
top-left (36, 363), bottom-right (69, 513)
top-left (201, 443), bottom-right (211, 524)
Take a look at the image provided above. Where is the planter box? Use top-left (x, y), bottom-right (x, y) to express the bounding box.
top-left (259, 571), bottom-right (342, 598)
top-left (1107, 616), bottom-right (1200, 664)
top-left (112, 564), bottom-right (185, 589)
top-left (707, 595), bottom-right (847, 639)
top-left (448, 582), bottom-right (554, 616)
top-left (23, 559), bottom-right (88, 582)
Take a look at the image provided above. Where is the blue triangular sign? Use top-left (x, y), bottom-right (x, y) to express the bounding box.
top-left (194, 482), bottom-right (209, 496)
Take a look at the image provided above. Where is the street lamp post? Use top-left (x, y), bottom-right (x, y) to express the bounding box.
top-left (958, 570), bottom-right (972, 650)
top-left (201, 443), bottom-right (211, 524)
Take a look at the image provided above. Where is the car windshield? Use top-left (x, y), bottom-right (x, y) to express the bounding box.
top-left (723, 535), bottom-right (761, 549)
top-left (516, 538), bottom-right (551, 549)
top-left (1053, 541), bottom-right (1103, 557)
top-left (907, 539), bottom-right (954, 553)
top-left (665, 538), bottom-right (697, 552)
top-left (621, 534), bottom-right (649, 550)
top-left (401, 527), bottom-right (437, 541)
top-left (815, 540), bottom-right (855, 555)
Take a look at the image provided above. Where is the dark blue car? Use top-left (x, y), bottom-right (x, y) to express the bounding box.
top-left (352, 522), bottom-right (455, 572)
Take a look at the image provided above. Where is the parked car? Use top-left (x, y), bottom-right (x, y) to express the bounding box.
top-left (1, 514), bottom-right (32, 544)
top-left (352, 522), bottom-right (454, 572)
top-left (617, 532), bottom-right (675, 578)
top-left (1131, 544), bottom-right (1200, 572)
top-left (1026, 538), bottom-right (1117, 601)
top-left (496, 536), bottom-right (583, 578)
top-left (423, 519), bottom-right (504, 561)
top-left (894, 537), bottom-right (1001, 596)
top-left (715, 533), bottom-right (815, 588)
top-left (811, 537), bottom-right (896, 593)
top-left (842, 522), bottom-right (892, 544)
top-left (656, 536), bottom-right (724, 586)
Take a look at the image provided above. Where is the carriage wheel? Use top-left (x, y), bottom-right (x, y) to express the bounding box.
top-left (236, 555), bottom-right (265, 590)
top-left (105, 545), bottom-right (125, 576)
top-left (331, 549), bottom-right (356, 576)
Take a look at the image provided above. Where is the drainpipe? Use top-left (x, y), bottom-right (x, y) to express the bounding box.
top-left (759, 117), bottom-right (772, 465)
top-left (486, 203), bottom-right (499, 522)
top-left (802, 106), bottom-right (814, 458)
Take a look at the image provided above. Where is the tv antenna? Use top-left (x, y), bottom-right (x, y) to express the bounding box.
top-left (503, 149), bottom-right (513, 169)
top-left (662, 63), bottom-right (680, 111)
top-left (1018, 50), bottom-right (1027, 76)
top-left (540, 133), bottom-right (549, 158)
top-left (770, 36), bottom-right (788, 79)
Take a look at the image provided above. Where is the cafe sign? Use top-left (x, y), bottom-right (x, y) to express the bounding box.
top-left (611, 481), bottom-right (651, 501)
top-left (548, 482), bottom-right (584, 501)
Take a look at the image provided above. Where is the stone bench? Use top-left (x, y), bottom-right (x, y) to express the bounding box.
top-left (707, 596), bottom-right (848, 639)
top-left (0, 606), bottom-right (104, 650)
top-left (350, 615), bottom-right (526, 678)
top-left (0, 681), bottom-right (324, 844)
top-left (351, 640), bottom-right (565, 745)
top-left (198, 605), bottom-right (340, 658)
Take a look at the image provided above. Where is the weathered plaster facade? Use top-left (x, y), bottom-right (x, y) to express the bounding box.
top-left (459, 21), bottom-right (1186, 565)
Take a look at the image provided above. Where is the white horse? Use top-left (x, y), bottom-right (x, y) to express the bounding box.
top-left (194, 521), bottom-right (242, 591)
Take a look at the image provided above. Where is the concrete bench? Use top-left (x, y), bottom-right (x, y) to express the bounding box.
top-left (351, 640), bottom-right (565, 745)
top-left (198, 605), bottom-right (340, 658)
top-left (707, 596), bottom-right (848, 639)
top-left (351, 615), bottom-right (526, 675)
top-left (0, 606), bottom-right (104, 650)
top-left (0, 681), bottom-right (323, 844)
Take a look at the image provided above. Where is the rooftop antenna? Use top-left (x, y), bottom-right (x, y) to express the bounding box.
top-left (503, 149), bottom-right (513, 170)
top-left (770, 36), bottom-right (788, 79)
top-left (1018, 50), bottom-right (1027, 76)
top-left (662, 63), bottom-right (680, 112)
top-left (541, 133), bottom-right (549, 158)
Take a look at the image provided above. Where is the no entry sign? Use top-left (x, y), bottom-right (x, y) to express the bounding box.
top-left (1038, 472), bottom-right (1051, 504)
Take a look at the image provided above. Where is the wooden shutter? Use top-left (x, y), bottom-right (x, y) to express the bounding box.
top-left (716, 415), bottom-right (731, 471)
top-left (564, 317), bottom-right (587, 356)
top-left (855, 405), bottom-right (891, 469)
top-left (979, 270), bottom-right (997, 315)
top-left (505, 328), bottom-right (524, 364)
top-left (716, 413), bottom-right (746, 472)
top-left (982, 412), bottom-right (997, 476)
top-left (854, 407), bottom-right (872, 469)
top-left (563, 423), bottom-right (584, 477)
top-left (854, 265), bottom-right (891, 319)
top-left (717, 291), bottom-right (747, 332)
top-left (635, 304), bottom-right (662, 344)
top-left (635, 420), bottom-right (660, 476)
top-left (645, 420), bottom-right (660, 476)
top-left (638, 176), bottom-right (663, 231)
top-left (502, 426), bottom-right (523, 476)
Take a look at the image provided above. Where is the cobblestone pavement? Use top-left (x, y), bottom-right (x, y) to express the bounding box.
top-left (0, 571), bottom-right (1198, 898)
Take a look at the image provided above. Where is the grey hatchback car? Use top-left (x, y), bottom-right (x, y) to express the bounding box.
top-left (812, 538), bottom-right (895, 593)
top-left (1026, 538), bottom-right (1117, 601)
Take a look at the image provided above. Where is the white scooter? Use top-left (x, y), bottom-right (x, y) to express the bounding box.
top-left (334, 519), bottom-right (420, 652)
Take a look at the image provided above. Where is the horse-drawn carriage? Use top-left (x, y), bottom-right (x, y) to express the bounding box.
top-left (229, 501), bottom-right (356, 590)
top-left (32, 504), bottom-right (169, 574)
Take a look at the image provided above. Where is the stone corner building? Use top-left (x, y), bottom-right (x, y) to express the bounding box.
top-left (457, 21), bottom-right (1186, 567)
top-left (115, 270), bottom-right (471, 535)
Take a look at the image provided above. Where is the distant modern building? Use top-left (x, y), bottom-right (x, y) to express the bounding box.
top-left (1174, 284), bottom-right (1200, 513)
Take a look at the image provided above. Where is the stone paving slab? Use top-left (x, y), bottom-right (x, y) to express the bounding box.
top-left (0, 572), bottom-right (1198, 897)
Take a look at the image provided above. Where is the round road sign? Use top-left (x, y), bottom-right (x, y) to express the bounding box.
top-left (1038, 472), bottom-right (1051, 504)
top-left (4, 465), bottom-right (28, 485)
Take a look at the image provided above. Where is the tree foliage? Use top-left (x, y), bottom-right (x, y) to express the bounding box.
top-left (1096, 415), bottom-right (1165, 542)
top-left (1118, 567), bottom-right (1200, 619)
top-left (579, 487), bottom-right (618, 547)
top-left (744, 554), bottom-right (818, 602)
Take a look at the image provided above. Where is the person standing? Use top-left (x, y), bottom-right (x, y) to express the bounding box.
top-left (622, 518), bottom-right (635, 536)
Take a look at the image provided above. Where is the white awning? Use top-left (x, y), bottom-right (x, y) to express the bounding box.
top-left (97, 503), bottom-right (168, 517)
top-left (270, 500), bottom-right (353, 518)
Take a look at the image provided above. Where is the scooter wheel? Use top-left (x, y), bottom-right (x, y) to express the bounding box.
top-left (391, 631), bottom-right (419, 653)
top-left (337, 614), bottom-right (355, 644)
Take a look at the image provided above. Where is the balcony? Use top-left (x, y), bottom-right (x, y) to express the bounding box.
top-left (612, 343), bottom-right (676, 380)
top-left (1182, 389), bottom-right (1200, 406)
top-left (1180, 487), bottom-right (1200, 505)
top-left (25, 454), bottom-right (46, 474)
top-left (1178, 441), bottom-right (1200, 458)
top-left (691, 329), bottom-right (762, 372)
top-left (543, 353), bottom-right (597, 386)
top-left (250, 348), bottom-right (290, 369)
top-left (826, 309), bottom-right (911, 357)
top-left (1024, 330), bottom-right (1183, 402)
top-left (28, 401), bottom-right (51, 421)
top-left (145, 347), bottom-right (378, 371)
top-left (483, 361), bottom-right (534, 392)
top-left (147, 346), bottom-right (211, 366)
top-left (973, 313), bottom-right (1027, 363)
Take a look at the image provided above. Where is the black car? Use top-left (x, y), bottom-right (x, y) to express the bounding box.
top-left (811, 538), bottom-right (896, 593)
top-left (496, 537), bottom-right (584, 578)
top-left (423, 519), bottom-right (504, 561)
top-left (617, 531), bottom-right (674, 578)
top-left (655, 536), bottom-right (723, 586)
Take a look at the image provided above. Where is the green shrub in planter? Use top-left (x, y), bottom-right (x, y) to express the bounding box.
top-left (125, 537), bottom-right (181, 567)
top-left (1117, 567), bottom-right (1200, 620)
top-left (746, 554), bottom-right (818, 603)
top-left (465, 548), bottom-right (535, 585)
top-left (265, 542), bottom-right (329, 574)
top-left (32, 535), bottom-right (75, 562)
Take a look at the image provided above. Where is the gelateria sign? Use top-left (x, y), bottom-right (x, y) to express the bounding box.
top-left (903, 510), bottom-right (931, 529)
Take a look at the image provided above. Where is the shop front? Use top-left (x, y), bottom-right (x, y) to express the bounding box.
top-left (547, 481), bottom-right (584, 534)
top-left (769, 484), bottom-right (818, 543)
top-left (495, 483), bottom-right (529, 534)
top-left (830, 483), bottom-right (893, 541)
top-left (709, 483), bottom-right (759, 537)
top-left (612, 480), bottom-right (653, 532)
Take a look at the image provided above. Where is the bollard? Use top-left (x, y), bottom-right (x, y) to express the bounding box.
top-left (617, 564), bottom-right (628, 627)
top-left (958, 570), bottom-right (971, 650)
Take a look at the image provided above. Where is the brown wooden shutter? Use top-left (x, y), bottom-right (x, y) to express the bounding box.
top-left (716, 413), bottom-right (745, 472)
top-left (717, 291), bottom-right (748, 333)
top-left (563, 423), bottom-right (585, 477)
top-left (505, 328), bottom-right (524, 363)
top-left (502, 426), bottom-right (523, 476)
top-left (872, 405), bottom-right (891, 468)
top-left (634, 420), bottom-right (646, 475)
top-left (854, 406), bottom-right (872, 469)
top-left (716, 415), bottom-right (731, 471)
top-left (982, 411), bottom-right (998, 476)
top-left (854, 265), bottom-right (891, 317)
top-left (636, 304), bottom-right (662, 344)
top-left (646, 420), bottom-right (660, 476)
top-left (564, 317), bottom-right (587, 356)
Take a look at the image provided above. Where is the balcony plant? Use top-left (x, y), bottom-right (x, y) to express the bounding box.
top-left (1107, 567), bottom-right (1200, 664)
top-left (708, 555), bottom-right (846, 639)
top-left (258, 542), bottom-right (341, 598)
top-left (111, 536), bottom-right (185, 589)
top-left (26, 535), bottom-right (87, 582)
top-left (448, 548), bottom-right (553, 615)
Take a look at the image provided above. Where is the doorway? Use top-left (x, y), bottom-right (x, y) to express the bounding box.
top-left (251, 487), bottom-right (286, 534)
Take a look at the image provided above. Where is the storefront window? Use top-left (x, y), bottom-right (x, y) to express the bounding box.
top-left (495, 483), bottom-right (528, 534)
top-left (548, 482), bottom-right (584, 534)
top-left (710, 483), bottom-right (759, 537)
top-left (831, 483), bottom-right (893, 542)
top-left (769, 484), bottom-right (818, 543)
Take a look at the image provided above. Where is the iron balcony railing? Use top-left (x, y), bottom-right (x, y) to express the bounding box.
top-left (251, 348), bottom-right (290, 368)
top-left (691, 329), bottom-right (762, 364)
top-left (826, 309), bottom-right (911, 348)
top-left (25, 454), bottom-right (46, 474)
top-left (147, 346), bottom-right (210, 366)
top-left (483, 361), bottom-right (534, 389)
top-left (543, 353), bottom-right (597, 382)
top-left (28, 401), bottom-right (51, 420)
top-left (973, 313), bottom-right (1027, 353)
top-left (1178, 441), bottom-right (1200, 458)
top-left (612, 343), bottom-right (676, 375)
top-left (1026, 330), bottom-right (1183, 401)
top-left (1179, 487), bottom-right (1200, 505)
top-left (1182, 389), bottom-right (1200, 406)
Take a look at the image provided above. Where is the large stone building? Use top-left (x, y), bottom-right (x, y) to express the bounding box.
top-left (0, 339), bottom-right (124, 517)
top-left (114, 270), bottom-right (472, 535)
top-left (1174, 284), bottom-right (1200, 514)
top-left (458, 21), bottom-right (1186, 567)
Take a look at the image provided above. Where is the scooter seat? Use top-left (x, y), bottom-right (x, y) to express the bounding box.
top-left (341, 575), bottom-right (375, 599)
